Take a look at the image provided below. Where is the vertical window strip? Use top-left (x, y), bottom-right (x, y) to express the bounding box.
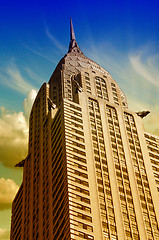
top-left (64, 104), bottom-right (95, 237)
top-left (95, 77), bottom-right (109, 101)
top-left (42, 123), bottom-right (50, 239)
top-left (24, 161), bottom-right (31, 239)
top-left (85, 76), bottom-right (92, 94)
top-left (32, 114), bottom-right (41, 240)
top-left (144, 134), bottom-right (159, 194)
top-left (51, 113), bottom-right (71, 239)
top-left (106, 106), bottom-right (140, 240)
top-left (124, 112), bottom-right (159, 239)
top-left (88, 99), bottom-right (118, 239)
top-left (111, 85), bottom-right (119, 105)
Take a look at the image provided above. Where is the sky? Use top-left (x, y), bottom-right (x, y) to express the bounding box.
top-left (0, 0), bottom-right (159, 239)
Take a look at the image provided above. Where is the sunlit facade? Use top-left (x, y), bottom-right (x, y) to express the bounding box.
top-left (10, 19), bottom-right (159, 240)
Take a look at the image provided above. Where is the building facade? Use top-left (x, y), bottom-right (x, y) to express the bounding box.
top-left (10, 19), bottom-right (159, 240)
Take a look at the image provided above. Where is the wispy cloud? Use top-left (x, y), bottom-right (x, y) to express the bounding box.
top-left (129, 52), bottom-right (159, 87)
top-left (23, 26), bottom-right (67, 64)
top-left (23, 24), bottom-right (67, 62)
top-left (7, 66), bottom-right (36, 94)
top-left (0, 62), bottom-right (37, 94)
top-left (25, 67), bottom-right (44, 83)
top-left (45, 27), bottom-right (67, 53)
top-left (86, 42), bottom-right (159, 93)
top-left (23, 44), bottom-right (57, 64)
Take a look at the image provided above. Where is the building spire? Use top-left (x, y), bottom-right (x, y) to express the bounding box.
top-left (70, 17), bottom-right (76, 41)
top-left (68, 18), bottom-right (83, 54)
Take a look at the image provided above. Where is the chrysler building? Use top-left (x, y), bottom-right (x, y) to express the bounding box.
top-left (10, 19), bottom-right (159, 240)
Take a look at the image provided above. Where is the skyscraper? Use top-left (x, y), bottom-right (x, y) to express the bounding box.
top-left (10, 19), bottom-right (159, 240)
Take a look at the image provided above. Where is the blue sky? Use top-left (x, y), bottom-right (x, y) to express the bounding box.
top-left (0, 0), bottom-right (159, 238)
